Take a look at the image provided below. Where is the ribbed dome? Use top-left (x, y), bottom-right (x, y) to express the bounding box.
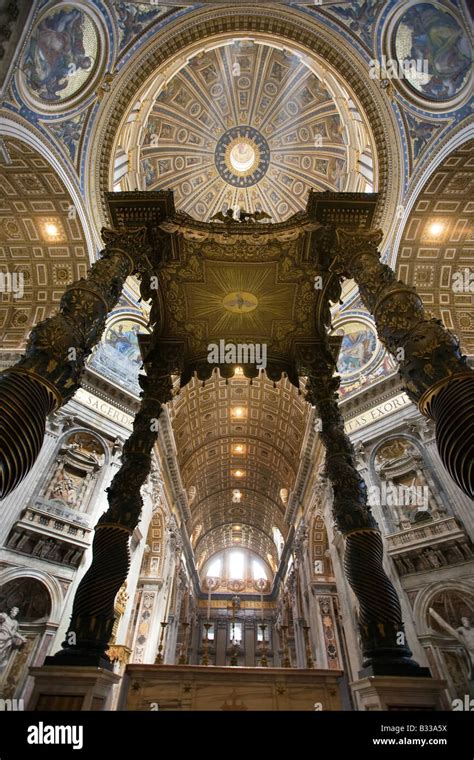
top-left (134, 39), bottom-right (375, 222)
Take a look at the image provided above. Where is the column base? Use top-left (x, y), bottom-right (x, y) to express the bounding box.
top-left (359, 662), bottom-right (431, 679)
top-left (28, 666), bottom-right (120, 711)
top-left (351, 675), bottom-right (446, 711)
top-left (44, 651), bottom-right (113, 669)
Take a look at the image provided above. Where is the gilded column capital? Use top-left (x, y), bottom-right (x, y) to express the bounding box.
top-left (333, 227), bottom-right (384, 272)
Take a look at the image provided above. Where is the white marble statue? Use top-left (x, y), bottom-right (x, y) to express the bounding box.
top-left (0, 607), bottom-right (27, 673)
top-left (429, 608), bottom-right (474, 678)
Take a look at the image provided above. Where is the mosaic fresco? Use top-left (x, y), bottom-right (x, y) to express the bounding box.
top-left (334, 320), bottom-right (378, 378)
top-left (393, 3), bottom-right (472, 100)
top-left (23, 5), bottom-right (99, 104)
top-left (89, 317), bottom-right (148, 395)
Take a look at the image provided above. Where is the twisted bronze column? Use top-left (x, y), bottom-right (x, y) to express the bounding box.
top-left (297, 342), bottom-right (426, 676)
top-left (329, 229), bottom-right (473, 500)
top-left (0, 227), bottom-right (151, 500)
top-left (49, 339), bottom-right (181, 667)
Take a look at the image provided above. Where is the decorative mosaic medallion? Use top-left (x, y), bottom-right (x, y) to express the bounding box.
top-left (391, 2), bottom-right (472, 105)
top-left (20, 3), bottom-right (105, 111)
top-left (222, 292), bottom-right (259, 314)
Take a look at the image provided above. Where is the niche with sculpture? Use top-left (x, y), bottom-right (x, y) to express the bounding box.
top-left (373, 437), bottom-right (444, 531)
top-left (43, 431), bottom-right (106, 512)
top-left (427, 590), bottom-right (474, 699)
top-left (0, 577), bottom-right (51, 698)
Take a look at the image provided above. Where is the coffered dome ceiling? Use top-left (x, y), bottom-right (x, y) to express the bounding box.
top-left (397, 139), bottom-right (474, 356)
top-left (114, 39), bottom-right (376, 222)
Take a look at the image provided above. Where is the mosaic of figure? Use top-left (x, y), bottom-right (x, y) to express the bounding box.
top-left (89, 318), bottom-right (147, 395)
top-left (335, 321), bottom-right (377, 376)
top-left (115, 2), bottom-right (170, 49)
top-left (331, 0), bottom-right (385, 47)
top-left (23, 6), bottom-right (98, 103)
top-left (394, 3), bottom-right (472, 99)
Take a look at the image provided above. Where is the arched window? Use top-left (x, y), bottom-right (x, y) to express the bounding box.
top-left (207, 557), bottom-right (222, 578)
top-left (202, 549), bottom-right (272, 585)
top-left (229, 551), bottom-right (244, 580)
top-left (252, 559), bottom-right (267, 581)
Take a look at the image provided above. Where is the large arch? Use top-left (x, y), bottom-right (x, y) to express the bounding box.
top-left (0, 128), bottom-right (93, 351)
top-left (395, 138), bottom-right (474, 356)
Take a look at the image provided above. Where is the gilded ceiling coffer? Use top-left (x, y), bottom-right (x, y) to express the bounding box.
top-left (48, 337), bottom-right (180, 667)
top-left (297, 341), bottom-right (427, 677)
top-left (0, 227), bottom-right (152, 501)
top-left (325, 227), bottom-right (473, 500)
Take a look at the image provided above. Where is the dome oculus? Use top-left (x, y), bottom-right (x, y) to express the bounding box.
top-left (216, 127), bottom-right (270, 187)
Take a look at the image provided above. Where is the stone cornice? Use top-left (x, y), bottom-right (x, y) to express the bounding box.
top-left (284, 412), bottom-right (320, 525)
top-left (157, 406), bottom-right (191, 525)
top-left (339, 372), bottom-right (405, 421)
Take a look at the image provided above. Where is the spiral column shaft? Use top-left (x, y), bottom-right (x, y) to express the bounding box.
top-left (49, 339), bottom-right (181, 667)
top-left (298, 341), bottom-right (425, 676)
top-left (0, 227), bottom-right (150, 500)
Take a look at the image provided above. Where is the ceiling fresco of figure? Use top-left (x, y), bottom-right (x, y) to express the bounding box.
top-left (18, 3), bottom-right (107, 111)
top-left (391, 2), bottom-right (472, 102)
top-left (114, 2), bottom-right (175, 51)
top-left (334, 320), bottom-right (378, 378)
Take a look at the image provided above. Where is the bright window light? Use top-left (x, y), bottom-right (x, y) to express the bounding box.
top-left (229, 550), bottom-right (244, 579)
top-left (207, 557), bottom-right (222, 577)
top-left (252, 559), bottom-right (267, 580)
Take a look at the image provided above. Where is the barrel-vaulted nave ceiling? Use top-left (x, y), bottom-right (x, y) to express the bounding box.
top-left (170, 370), bottom-right (311, 573)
